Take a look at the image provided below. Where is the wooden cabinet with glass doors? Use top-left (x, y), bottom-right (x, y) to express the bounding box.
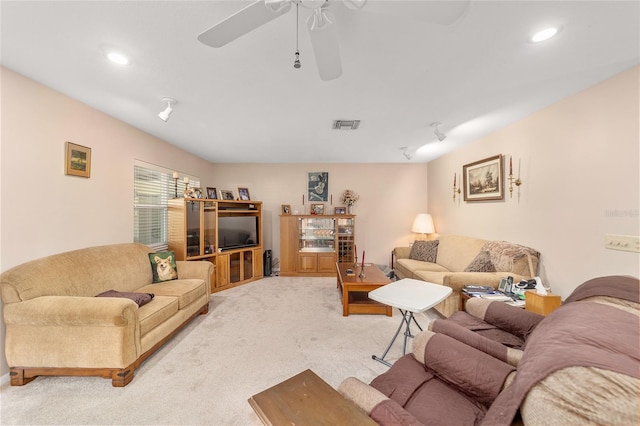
top-left (279, 214), bottom-right (355, 277)
top-left (168, 198), bottom-right (263, 292)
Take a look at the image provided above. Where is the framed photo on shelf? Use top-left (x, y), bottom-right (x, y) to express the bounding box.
top-left (206, 187), bottom-right (218, 199)
top-left (238, 187), bottom-right (251, 201)
top-left (463, 154), bottom-right (504, 201)
top-left (65, 141), bottom-right (91, 178)
top-left (310, 203), bottom-right (325, 215)
top-left (281, 204), bottom-right (291, 215)
top-left (219, 189), bottom-right (235, 200)
top-left (335, 207), bottom-right (346, 214)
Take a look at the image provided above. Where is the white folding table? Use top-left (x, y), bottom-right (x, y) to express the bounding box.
top-left (368, 278), bottom-right (452, 367)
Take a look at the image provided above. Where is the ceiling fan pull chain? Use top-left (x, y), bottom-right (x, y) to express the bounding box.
top-left (293, 2), bottom-right (302, 68)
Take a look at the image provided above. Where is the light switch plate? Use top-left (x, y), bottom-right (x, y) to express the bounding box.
top-left (605, 234), bottom-right (640, 253)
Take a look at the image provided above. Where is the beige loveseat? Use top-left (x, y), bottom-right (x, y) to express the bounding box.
top-left (0, 243), bottom-right (212, 387)
top-left (393, 235), bottom-right (539, 317)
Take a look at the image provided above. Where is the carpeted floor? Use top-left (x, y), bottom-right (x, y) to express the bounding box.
top-left (0, 276), bottom-right (439, 425)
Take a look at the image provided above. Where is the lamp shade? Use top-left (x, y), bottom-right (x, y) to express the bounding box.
top-left (411, 213), bottom-right (435, 234)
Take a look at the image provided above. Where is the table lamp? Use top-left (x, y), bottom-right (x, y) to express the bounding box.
top-left (411, 213), bottom-right (435, 240)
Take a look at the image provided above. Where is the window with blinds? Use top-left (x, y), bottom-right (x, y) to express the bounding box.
top-left (133, 160), bottom-right (199, 251)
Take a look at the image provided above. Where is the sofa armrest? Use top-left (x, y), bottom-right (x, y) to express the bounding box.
top-left (177, 260), bottom-right (214, 295)
top-left (465, 297), bottom-right (544, 340)
top-left (338, 377), bottom-right (424, 426)
top-left (393, 247), bottom-right (412, 260)
top-left (3, 296), bottom-right (137, 326)
top-left (412, 330), bottom-right (515, 404)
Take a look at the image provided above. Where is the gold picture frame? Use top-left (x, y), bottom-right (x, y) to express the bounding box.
top-left (463, 154), bottom-right (504, 201)
top-left (281, 204), bottom-right (291, 215)
top-left (65, 141), bottom-right (91, 178)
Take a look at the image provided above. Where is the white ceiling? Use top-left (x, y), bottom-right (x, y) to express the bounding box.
top-left (2, 1), bottom-right (638, 163)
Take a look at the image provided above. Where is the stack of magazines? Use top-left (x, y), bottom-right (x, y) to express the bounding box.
top-left (462, 285), bottom-right (513, 301)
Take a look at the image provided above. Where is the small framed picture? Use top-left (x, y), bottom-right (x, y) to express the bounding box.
top-left (206, 187), bottom-right (218, 199)
top-left (335, 207), bottom-right (346, 214)
top-left (281, 204), bottom-right (291, 215)
top-left (65, 141), bottom-right (91, 178)
top-left (238, 187), bottom-right (251, 201)
top-left (310, 203), bottom-right (325, 215)
top-left (220, 189), bottom-right (235, 200)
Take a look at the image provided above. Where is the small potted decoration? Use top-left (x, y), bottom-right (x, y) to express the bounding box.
top-left (341, 189), bottom-right (359, 214)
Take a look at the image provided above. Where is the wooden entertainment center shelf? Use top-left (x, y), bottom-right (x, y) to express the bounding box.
top-left (168, 198), bottom-right (263, 293)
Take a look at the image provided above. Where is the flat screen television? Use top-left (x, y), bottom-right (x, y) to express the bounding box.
top-left (218, 216), bottom-right (259, 251)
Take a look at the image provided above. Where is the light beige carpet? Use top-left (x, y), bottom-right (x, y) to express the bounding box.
top-left (0, 276), bottom-right (439, 425)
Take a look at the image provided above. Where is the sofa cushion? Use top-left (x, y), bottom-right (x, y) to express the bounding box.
top-left (465, 251), bottom-right (497, 273)
top-left (137, 296), bottom-right (179, 336)
top-left (148, 251), bottom-right (178, 283)
top-left (435, 235), bottom-right (488, 272)
top-left (95, 289), bottom-right (155, 307)
top-left (409, 240), bottom-right (439, 262)
top-left (136, 279), bottom-right (205, 310)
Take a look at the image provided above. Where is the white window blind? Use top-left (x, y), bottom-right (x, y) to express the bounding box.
top-left (133, 160), bottom-right (199, 251)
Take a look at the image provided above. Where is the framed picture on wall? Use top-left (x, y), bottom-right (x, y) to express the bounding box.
top-left (281, 204), bottom-right (291, 215)
top-left (463, 154), bottom-right (504, 201)
top-left (206, 187), bottom-right (218, 199)
top-left (65, 141), bottom-right (91, 178)
top-left (308, 172), bottom-right (328, 202)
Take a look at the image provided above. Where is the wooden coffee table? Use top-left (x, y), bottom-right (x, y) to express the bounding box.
top-left (336, 263), bottom-right (392, 316)
top-left (248, 369), bottom-right (376, 426)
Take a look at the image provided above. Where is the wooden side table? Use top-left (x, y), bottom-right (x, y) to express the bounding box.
top-left (336, 263), bottom-right (392, 316)
top-left (248, 369), bottom-right (376, 426)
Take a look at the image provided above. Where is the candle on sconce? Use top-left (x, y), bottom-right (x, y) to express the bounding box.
top-left (509, 157), bottom-right (513, 175)
top-left (172, 172), bottom-right (179, 179)
top-left (454, 173), bottom-right (456, 187)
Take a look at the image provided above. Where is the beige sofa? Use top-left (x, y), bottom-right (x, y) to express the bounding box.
top-left (393, 235), bottom-right (539, 317)
top-left (0, 243), bottom-right (212, 387)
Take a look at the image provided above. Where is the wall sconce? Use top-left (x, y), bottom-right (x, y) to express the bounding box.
top-left (453, 172), bottom-right (461, 202)
top-left (172, 171), bottom-right (179, 198)
top-left (411, 213), bottom-right (435, 240)
top-left (508, 156), bottom-right (523, 198)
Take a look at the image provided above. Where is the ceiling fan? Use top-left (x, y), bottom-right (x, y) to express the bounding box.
top-left (198, 0), bottom-right (470, 81)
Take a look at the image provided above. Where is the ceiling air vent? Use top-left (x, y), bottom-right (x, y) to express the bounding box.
top-left (332, 120), bottom-right (360, 130)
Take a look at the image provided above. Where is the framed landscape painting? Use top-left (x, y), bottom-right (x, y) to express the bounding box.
top-left (463, 154), bottom-right (504, 201)
top-left (65, 141), bottom-right (91, 178)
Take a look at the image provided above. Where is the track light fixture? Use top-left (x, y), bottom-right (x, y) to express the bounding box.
top-left (158, 98), bottom-right (177, 122)
top-left (431, 122), bottom-right (447, 141)
top-left (401, 147), bottom-right (416, 160)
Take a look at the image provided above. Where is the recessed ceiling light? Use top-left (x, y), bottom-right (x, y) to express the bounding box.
top-left (531, 27), bottom-right (561, 43)
top-left (106, 50), bottom-right (130, 65)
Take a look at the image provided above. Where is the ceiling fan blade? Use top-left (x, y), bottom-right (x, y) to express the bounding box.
top-left (363, 0), bottom-right (470, 26)
top-left (307, 10), bottom-right (342, 81)
top-left (198, 0), bottom-right (292, 48)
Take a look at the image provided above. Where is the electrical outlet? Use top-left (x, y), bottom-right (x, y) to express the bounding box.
top-left (605, 234), bottom-right (640, 253)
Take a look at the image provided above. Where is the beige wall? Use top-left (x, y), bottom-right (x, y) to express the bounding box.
top-left (428, 66), bottom-right (640, 298)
